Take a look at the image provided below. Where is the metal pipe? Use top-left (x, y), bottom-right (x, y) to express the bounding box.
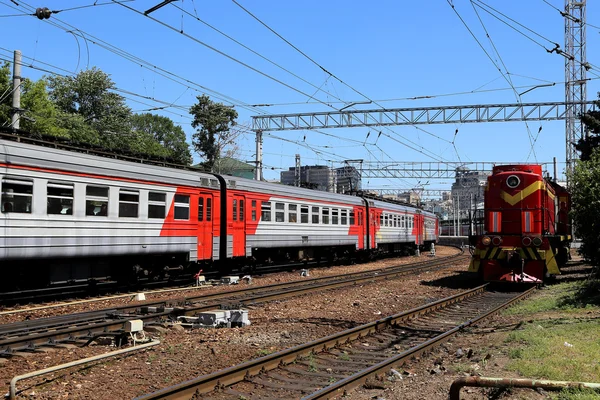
top-left (9, 340), bottom-right (160, 399)
top-left (450, 376), bottom-right (600, 400)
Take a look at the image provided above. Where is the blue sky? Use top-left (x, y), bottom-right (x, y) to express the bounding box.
top-left (1, 0), bottom-right (599, 192)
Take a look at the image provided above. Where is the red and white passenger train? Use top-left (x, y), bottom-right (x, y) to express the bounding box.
top-left (0, 134), bottom-right (439, 290)
top-left (469, 164), bottom-right (571, 283)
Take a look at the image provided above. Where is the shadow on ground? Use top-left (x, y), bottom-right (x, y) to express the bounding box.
top-left (420, 271), bottom-right (481, 290)
top-left (557, 278), bottom-right (600, 308)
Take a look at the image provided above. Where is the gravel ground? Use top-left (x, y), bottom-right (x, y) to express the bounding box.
top-left (1, 246), bottom-right (475, 399)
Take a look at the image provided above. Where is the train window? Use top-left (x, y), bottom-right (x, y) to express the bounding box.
top-left (379, 214), bottom-right (384, 227)
top-left (86, 185), bottom-right (108, 216)
top-left (332, 209), bottom-right (339, 225)
top-left (206, 198), bottom-right (212, 221)
top-left (174, 194), bottom-right (190, 220)
top-left (47, 182), bottom-right (73, 215)
top-left (251, 200), bottom-right (256, 221)
top-left (401, 216), bottom-right (405, 228)
top-left (233, 199), bottom-right (238, 221)
top-left (289, 204), bottom-right (297, 223)
top-left (341, 210), bottom-right (347, 225)
top-left (1, 178), bottom-right (33, 214)
top-left (198, 197), bottom-right (204, 221)
top-left (261, 201), bottom-right (271, 222)
top-left (312, 206), bottom-right (319, 224)
top-left (275, 202), bottom-right (285, 222)
top-left (240, 200), bottom-right (244, 221)
top-left (349, 211), bottom-right (355, 225)
top-left (148, 192), bottom-right (166, 219)
top-left (301, 206), bottom-right (309, 223)
top-left (322, 208), bottom-right (329, 224)
top-left (119, 189), bottom-right (139, 218)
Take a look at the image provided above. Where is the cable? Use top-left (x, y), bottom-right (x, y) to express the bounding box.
top-left (231, 0), bottom-right (454, 162)
top-left (541, 0), bottom-right (600, 31)
top-left (5, 0), bottom-right (269, 115)
top-left (111, 0), bottom-right (337, 109)
top-left (468, 0), bottom-right (538, 161)
top-left (170, 2), bottom-right (347, 107)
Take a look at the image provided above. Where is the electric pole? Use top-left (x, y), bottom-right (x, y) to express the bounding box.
top-left (11, 50), bottom-right (21, 130)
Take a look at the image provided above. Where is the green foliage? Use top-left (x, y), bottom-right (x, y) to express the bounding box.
top-left (0, 62), bottom-right (11, 125)
top-left (130, 113), bottom-right (192, 165)
top-left (2, 64), bottom-right (192, 163)
top-left (20, 78), bottom-right (66, 137)
top-left (47, 67), bottom-right (132, 149)
top-left (577, 99), bottom-right (600, 161)
top-left (190, 95), bottom-right (238, 171)
top-left (568, 148), bottom-right (600, 268)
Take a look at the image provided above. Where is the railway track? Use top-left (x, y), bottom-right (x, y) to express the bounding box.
top-left (0, 252), bottom-right (468, 357)
top-left (136, 284), bottom-right (536, 400)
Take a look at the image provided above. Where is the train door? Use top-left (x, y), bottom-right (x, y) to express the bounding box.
top-left (357, 209), bottom-right (365, 249)
top-left (414, 213), bottom-right (423, 246)
top-left (231, 194), bottom-right (246, 257)
top-left (197, 193), bottom-right (214, 260)
top-left (371, 209), bottom-right (378, 249)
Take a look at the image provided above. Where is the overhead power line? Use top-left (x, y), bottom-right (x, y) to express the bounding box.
top-left (3, 0), bottom-right (268, 114)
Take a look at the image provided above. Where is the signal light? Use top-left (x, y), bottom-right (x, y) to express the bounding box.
top-left (482, 236), bottom-right (491, 246)
top-left (532, 237), bottom-right (543, 247)
top-left (522, 236), bottom-right (532, 246)
top-left (492, 236), bottom-right (502, 246)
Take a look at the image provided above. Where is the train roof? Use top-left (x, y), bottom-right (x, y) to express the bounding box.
top-left (0, 130), bottom-right (435, 216)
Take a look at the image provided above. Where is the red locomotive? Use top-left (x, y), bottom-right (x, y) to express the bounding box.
top-left (469, 164), bottom-right (571, 283)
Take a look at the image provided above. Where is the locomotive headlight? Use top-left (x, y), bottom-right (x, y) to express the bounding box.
top-left (522, 236), bottom-right (532, 246)
top-left (506, 175), bottom-right (520, 188)
top-left (482, 236), bottom-right (491, 246)
top-left (492, 236), bottom-right (502, 246)
top-left (532, 237), bottom-right (543, 247)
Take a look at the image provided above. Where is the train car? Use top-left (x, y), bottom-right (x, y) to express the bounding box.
top-left (468, 164), bottom-right (571, 283)
top-left (0, 133), bottom-right (438, 290)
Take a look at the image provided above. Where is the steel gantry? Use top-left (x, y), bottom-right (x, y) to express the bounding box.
top-left (251, 102), bottom-right (595, 132)
top-left (565, 0), bottom-right (588, 176)
top-left (250, 102), bottom-right (595, 180)
top-left (352, 161), bottom-right (553, 179)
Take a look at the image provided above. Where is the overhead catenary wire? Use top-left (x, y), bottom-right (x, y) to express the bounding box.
top-left (467, 0), bottom-right (538, 162)
top-left (231, 0), bottom-right (455, 163)
top-left (3, 0), bottom-right (270, 115)
top-left (471, 0), bottom-right (600, 78)
top-left (540, 0), bottom-right (600, 31)
top-left (169, 2), bottom-right (348, 107)
top-left (111, 0), bottom-right (340, 112)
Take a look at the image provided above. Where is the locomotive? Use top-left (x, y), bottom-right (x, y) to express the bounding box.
top-left (0, 133), bottom-right (438, 290)
top-left (468, 164), bottom-right (571, 283)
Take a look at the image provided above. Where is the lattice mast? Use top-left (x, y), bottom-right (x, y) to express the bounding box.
top-left (565, 0), bottom-right (587, 177)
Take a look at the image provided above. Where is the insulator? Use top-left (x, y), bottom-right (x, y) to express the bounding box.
top-left (35, 7), bottom-right (51, 20)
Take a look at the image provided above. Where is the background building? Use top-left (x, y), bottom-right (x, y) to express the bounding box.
top-left (281, 165), bottom-right (361, 193)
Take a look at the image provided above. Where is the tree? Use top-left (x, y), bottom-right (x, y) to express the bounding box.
top-left (130, 113), bottom-right (192, 165)
top-left (0, 62), bottom-right (13, 126)
top-left (576, 96), bottom-right (600, 161)
top-left (47, 67), bottom-right (132, 149)
top-left (189, 95), bottom-right (238, 171)
top-left (19, 78), bottom-right (66, 137)
top-left (568, 147), bottom-right (600, 269)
